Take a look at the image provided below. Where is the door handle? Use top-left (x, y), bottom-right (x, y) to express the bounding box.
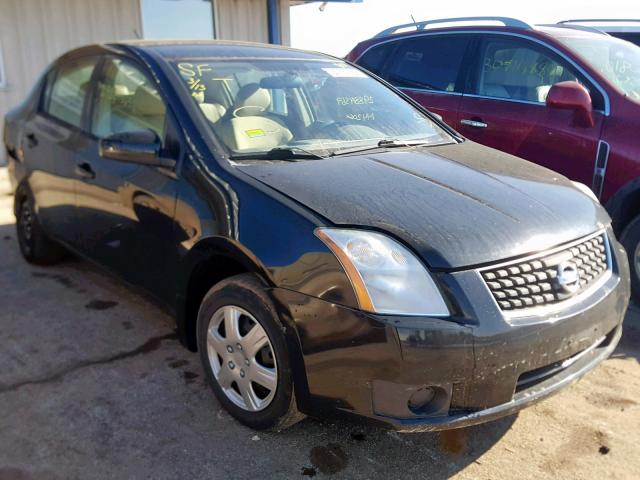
top-left (461, 119), bottom-right (488, 129)
top-left (75, 162), bottom-right (95, 180)
top-left (25, 132), bottom-right (38, 148)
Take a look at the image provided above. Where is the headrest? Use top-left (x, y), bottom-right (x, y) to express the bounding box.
top-left (132, 86), bottom-right (165, 116)
top-left (232, 83), bottom-right (271, 117)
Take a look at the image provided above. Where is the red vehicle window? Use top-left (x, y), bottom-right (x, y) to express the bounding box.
top-left (475, 39), bottom-right (578, 103)
top-left (386, 36), bottom-right (471, 93)
top-left (470, 36), bottom-right (605, 111)
top-left (357, 42), bottom-right (396, 77)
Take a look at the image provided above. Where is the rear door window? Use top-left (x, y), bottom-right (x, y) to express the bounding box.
top-left (45, 57), bottom-right (97, 128)
top-left (357, 42), bottom-right (396, 76)
top-left (386, 35), bottom-right (471, 92)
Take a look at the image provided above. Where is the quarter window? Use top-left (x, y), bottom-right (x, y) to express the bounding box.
top-left (474, 39), bottom-right (578, 103)
top-left (46, 58), bottom-right (97, 128)
top-left (91, 58), bottom-right (166, 139)
top-left (387, 36), bottom-right (470, 92)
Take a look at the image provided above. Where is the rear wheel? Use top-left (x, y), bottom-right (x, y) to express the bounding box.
top-left (15, 194), bottom-right (65, 265)
top-left (197, 273), bottom-right (304, 430)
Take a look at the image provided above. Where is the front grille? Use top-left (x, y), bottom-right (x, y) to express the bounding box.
top-left (481, 232), bottom-right (610, 313)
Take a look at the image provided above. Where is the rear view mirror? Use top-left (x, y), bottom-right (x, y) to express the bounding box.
top-left (260, 75), bottom-right (303, 89)
top-left (99, 130), bottom-right (175, 168)
top-left (546, 81), bottom-right (594, 128)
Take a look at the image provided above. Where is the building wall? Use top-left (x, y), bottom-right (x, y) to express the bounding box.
top-left (216, 0), bottom-right (268, 42)
top-left (0, 0), bottom-right (291, 164)
top-left (0, 0), bottom-right (142, 133)
top-left (215, 0), bottom-right (291, 45)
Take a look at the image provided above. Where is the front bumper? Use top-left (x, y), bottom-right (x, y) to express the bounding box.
top-left (272, 235), bottom-right (630, 431)
top-left (381, 324), bottom-right (621, 432)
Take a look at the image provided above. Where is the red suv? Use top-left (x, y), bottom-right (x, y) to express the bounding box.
top-left (347, 17), bottom-right (640, 300)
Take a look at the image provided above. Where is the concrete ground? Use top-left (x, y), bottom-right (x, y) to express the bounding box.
top-left (0, 166), bottom-right (639, 480)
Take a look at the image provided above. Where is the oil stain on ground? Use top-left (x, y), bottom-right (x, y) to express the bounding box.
top-left (85, 300), bottom-right (118, 310)
top-left (168, 359), bottom-right (189, 369)
top-left (183, 371), bottom-right (199, 383)
top-left (301, 466), bottom-right (317, 477)
top-left (31, 272), bottom-right (74, 288)
top-left (309, 443), bottom-right (348, 475)
top-left (439, 428), bottom-right (469, 455)
top-left (0, 467), bottom-right (62, 480)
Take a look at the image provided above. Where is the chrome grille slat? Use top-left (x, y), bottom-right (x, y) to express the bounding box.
top-left (481, 233), bottom-right (610, 313)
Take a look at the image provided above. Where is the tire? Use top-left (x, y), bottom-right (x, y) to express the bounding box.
top-left (197, 273), bottom-right (304, 431)
top-left (621, 214), bottom-right (640, 304)
top-left (15, 193), bottom-right (66, 265)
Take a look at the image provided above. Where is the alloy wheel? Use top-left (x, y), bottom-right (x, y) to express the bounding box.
top-left (206, 305), bottom-right (278, 411)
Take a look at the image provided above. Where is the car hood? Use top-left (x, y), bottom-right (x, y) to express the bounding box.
top-left (237, 141), bottom-right (610, 269)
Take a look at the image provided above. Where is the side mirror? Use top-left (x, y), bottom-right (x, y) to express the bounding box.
top-left (99, 130), bottom-right (176, 168)
top-left (546, 81), bottom-right (594, 128)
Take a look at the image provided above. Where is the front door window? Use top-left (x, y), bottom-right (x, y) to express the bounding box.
top-left (474, 38), bottom-right (578, 104)
top-left (91, 58), bottom-right (167, 140)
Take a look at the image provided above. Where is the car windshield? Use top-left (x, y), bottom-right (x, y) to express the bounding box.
top-left (171, 58), bottom-right (454, 158)
top-left (559, 35), bottom-right (640, 101)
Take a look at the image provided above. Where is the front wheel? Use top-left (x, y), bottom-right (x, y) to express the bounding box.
top-left (621, 214), bottom-right (640, 304)
top-left (197, 273), bottom-right (304, 430)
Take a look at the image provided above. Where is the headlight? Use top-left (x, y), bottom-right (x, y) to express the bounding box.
top-left (315, 228), bottom-right (449, 316)
top-left (572, 181), bottom-right (599, 203)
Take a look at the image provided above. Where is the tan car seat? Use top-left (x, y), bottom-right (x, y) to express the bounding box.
top-left (200, 103), bottom-right (227, 123)
top-left (218, 83), bottom-right (293, 152)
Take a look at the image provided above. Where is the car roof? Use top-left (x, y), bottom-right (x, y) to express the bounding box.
top-left (112, 39), bottom-right (336, 62)
top-left (558, 19), bottom-right (640, 33)
top-left (53, 40), bottom-right (340, 68)
top-left (367, 23), bottom-right (607, 44)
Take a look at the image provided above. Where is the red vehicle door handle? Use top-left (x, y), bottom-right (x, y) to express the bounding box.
top-left (461, 118), bottom-right (488, 129)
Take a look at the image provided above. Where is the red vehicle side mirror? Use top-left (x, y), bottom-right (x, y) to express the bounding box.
top-left (546, 81), bottom-right (594, 128)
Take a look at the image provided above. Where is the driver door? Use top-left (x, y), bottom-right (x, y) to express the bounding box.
top-left (457, 35), bottom-right (605, 187)
top-left (74, 56), bottom-right (180, 300)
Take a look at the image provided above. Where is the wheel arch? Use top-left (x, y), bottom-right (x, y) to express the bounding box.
top-left (177, 237), bottom-right (311, 412)
top-left (177, 236), bottom-right (274, 352)
top-left (605, 177), bottom-right (640, 236)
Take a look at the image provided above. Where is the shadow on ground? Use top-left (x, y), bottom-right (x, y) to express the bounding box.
top-left (612, 303), bottom-right (640, 364)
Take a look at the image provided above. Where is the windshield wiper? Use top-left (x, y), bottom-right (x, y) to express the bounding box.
top-left (230, 147), bottom-right (325, 162)
top-left (329, 138), bottom-right (432, 157)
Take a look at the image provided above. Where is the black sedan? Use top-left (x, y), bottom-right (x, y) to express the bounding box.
top-left (3, 40), bottom-right (629, 431)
